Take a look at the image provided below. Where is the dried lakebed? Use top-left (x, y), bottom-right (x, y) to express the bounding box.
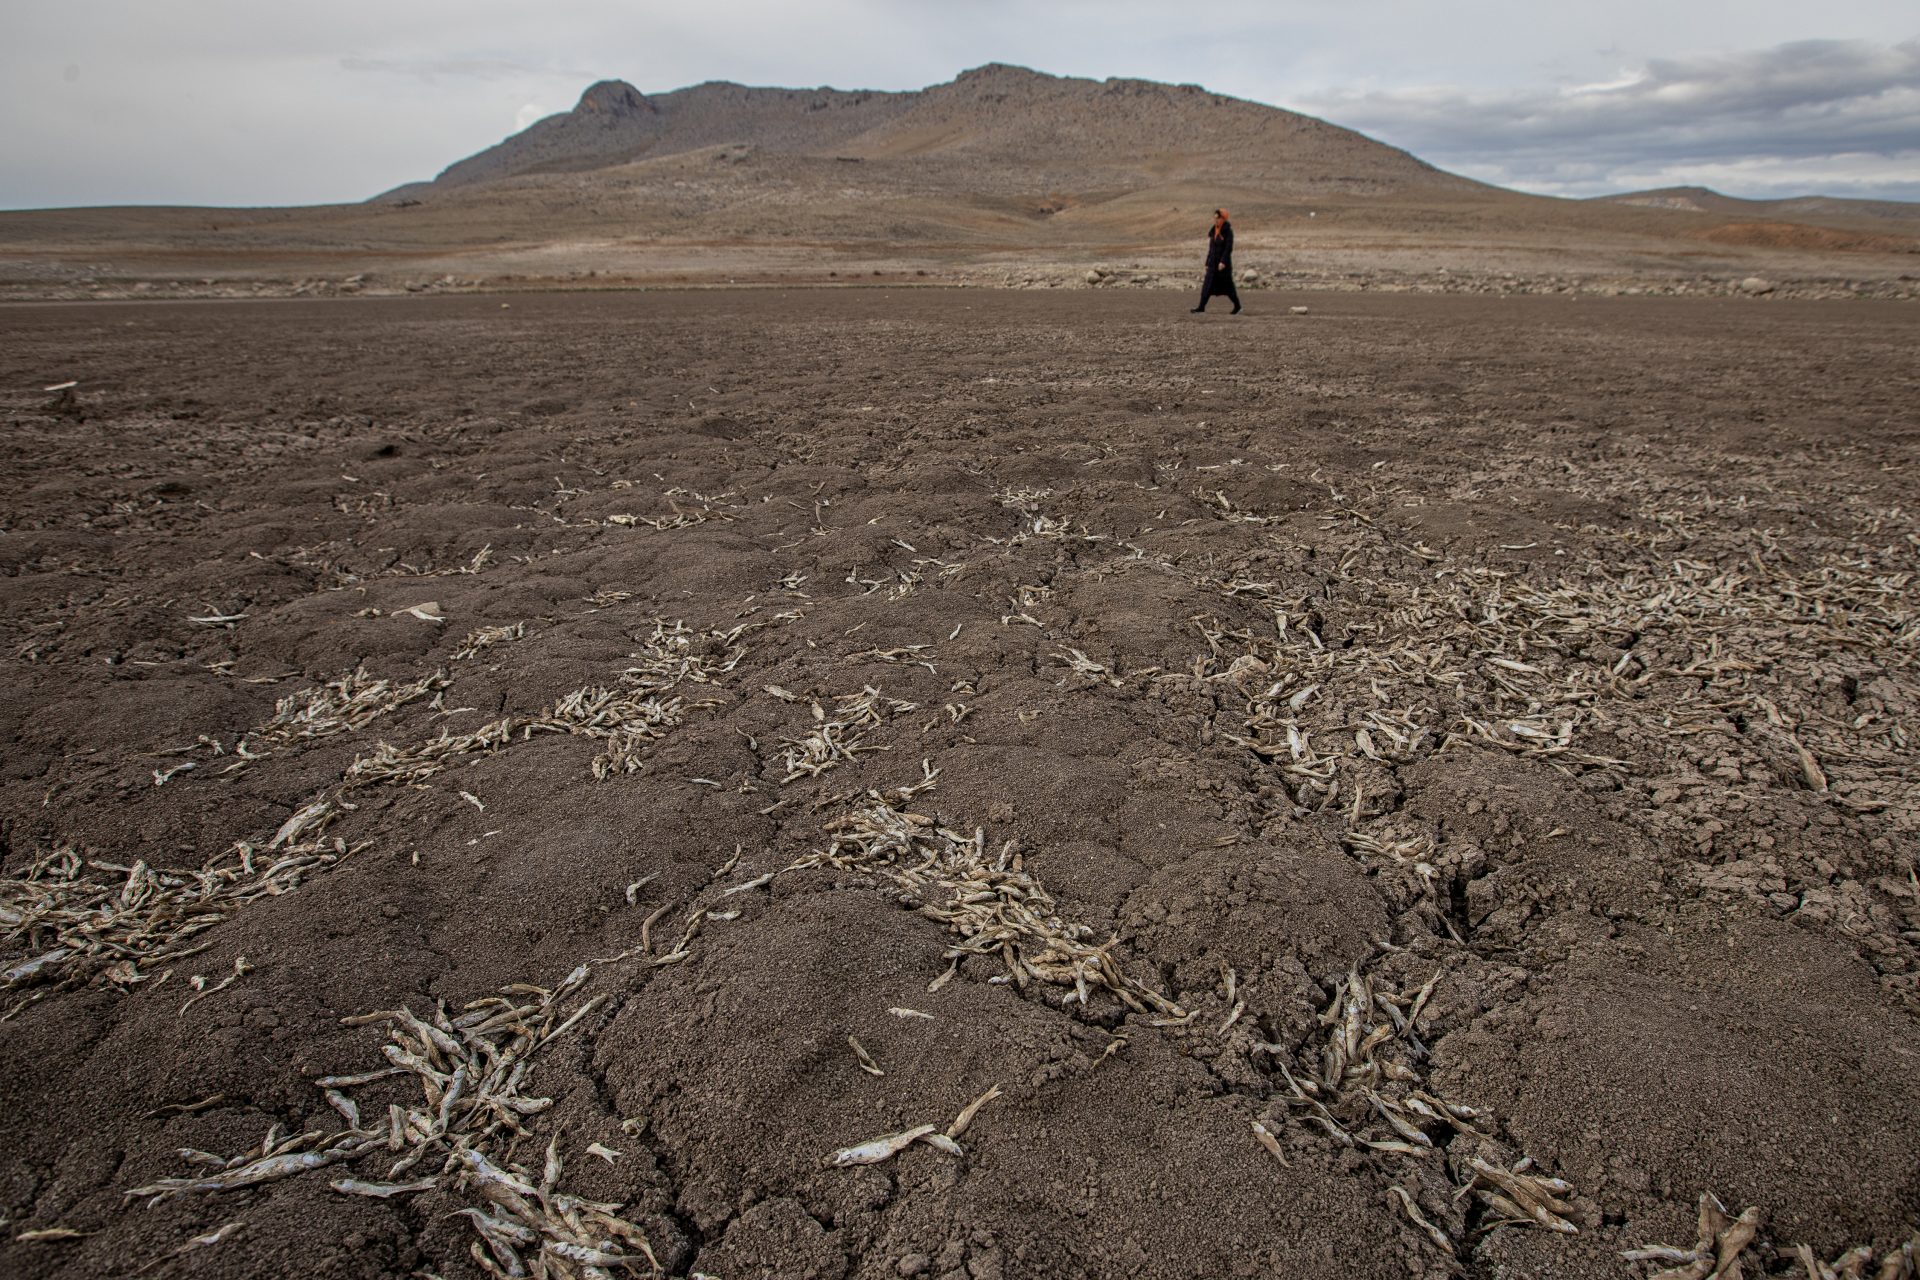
top-left (1, 289), bottom-right (1917, 1279)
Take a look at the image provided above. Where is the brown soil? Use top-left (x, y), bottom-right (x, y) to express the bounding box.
top-left (1, 289), bottom-right (1917, 1280)
top-left (1693, 221), bottom-right (1920, 255)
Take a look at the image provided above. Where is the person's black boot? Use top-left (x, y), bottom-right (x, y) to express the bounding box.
top-left (1190, 306), bottom-right (1205, 313)
top-left (1231, 302), bottom-right (1242, 314)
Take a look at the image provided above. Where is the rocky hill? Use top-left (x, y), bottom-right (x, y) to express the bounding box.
top-left (413, 63), bottom-right (1478, 199)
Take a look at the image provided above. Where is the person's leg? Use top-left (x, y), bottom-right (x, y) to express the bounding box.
top-left (1192, 274), bottom-right (1213, 312)
top-left (1224, 276), bottom-right (1242, 314)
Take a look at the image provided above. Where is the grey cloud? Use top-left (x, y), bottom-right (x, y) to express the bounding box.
top-left (1292, 37), bottom-right (1920, 199)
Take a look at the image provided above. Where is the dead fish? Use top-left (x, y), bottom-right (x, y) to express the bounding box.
top-left (315, 1064), bottom-right (404, 1088)
top-left (946, 1084), bottom-right (1002, 1139)
top-left (1367, 1092), bottom-right (1434, 1147)
top-left (180, 1221), bottom-right (244, 1247)
top-left (830, 1125), bottom-right (936, 1166)
top-left (887, 1007), bottom-right (935, 1020)
top-left (126, 1144), bottom-right (371, 1200)
top-left (918, 1132), bottom-right (964, 1157)
top-left (721, 871), bottom-right (776, 896)
top-left (544, 1240), bottom-right (650, 1269)
top-left (1621, 1246), bottom-right (1700, 1265)
top-left (324, 1089), bottom-right (361, 1129)
top-left (4, 948), bottom-right (71, 986)
top-left (269, 799), bottom-right (332, 849)
top-left (1250, 1119), bottom-right (1290, 1167)
top-left (848, 1036), bottom-right (884, 1077)
top-left (1389, 1184), bottom-right (1452, 1252)
top-left (144, 1095), bottom-right (226, 1119)
top-left (455, 1147), bottom-right (542, 1220)
top-left (329, 1177), bottom-right (436, 1198)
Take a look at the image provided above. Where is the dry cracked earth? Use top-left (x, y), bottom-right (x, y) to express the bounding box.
top-left (1, 288), bottom-right (1917, 1280)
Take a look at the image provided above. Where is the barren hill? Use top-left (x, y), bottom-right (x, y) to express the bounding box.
top-left (1596, 186), bottom-right (1920, 223)
top-left (417, 64), bottom-right (1475, 199)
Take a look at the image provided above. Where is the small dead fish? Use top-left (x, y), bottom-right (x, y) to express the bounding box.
top-left (919, 1132), bottom-right (963, 1157)
top-left (1250, 1119), bottom-right (1290, 1167)
top-left (153, 762), bottom-right (196, 786)
top-left (830, 1124), bottom-right (936, 1166)
top-left (585, 1142), bottom-right (622, 1165)
top-left (329, 1177), bottom-right (435, 1198)
top-left (313, 1066), bottom-right (403, 1088)
top-left (848, 1036), bottom-right (884, 1076)
top-left (1389, 1184), bottom-right (1452, 1252)
top-left (126, 1146), bottom-right (366, 1200)
top-left (545, 1241), bottom-right (654, 1269)
top-left (144, 1094), bottom-right (226, 1119)
top-left (269, 799), bottom-right (332, 849)
top-left (15, 1227), bottom-right (90, 1243)
top-left (324, 1089), bottom-right (360, 1129)
top-left (887, 1007), bottom-right (935, 1020)
top-left (1367, 1092), bottom-right (1434, 1148)
top-left (946, 1083), bottom-right (1002, 1139)
top-left (4, 948), bottom-right (71, 985)
top-left (135, 1221), bottom-right (244, 1273)
top-left (1621, 1246), bottom-right (1699, 1265)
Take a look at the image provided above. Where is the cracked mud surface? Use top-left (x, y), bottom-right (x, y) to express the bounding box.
top-left (1, 289), bottom-right (1917, 1278)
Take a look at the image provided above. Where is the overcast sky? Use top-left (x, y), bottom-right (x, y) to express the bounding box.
top-left (3, 1), bottom-right (1916, 209)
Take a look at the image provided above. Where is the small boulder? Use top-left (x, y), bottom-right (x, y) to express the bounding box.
top-left (1289, 305), bottom-right (1310, 315)
top-left (1739, 276), bottom-right (1776, 296)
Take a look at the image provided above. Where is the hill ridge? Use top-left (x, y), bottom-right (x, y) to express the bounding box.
top-left (419, 64), bottom-right (1478, 197)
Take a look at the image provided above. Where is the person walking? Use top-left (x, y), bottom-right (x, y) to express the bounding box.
top-left (1191, 208), bottom-right (1241, 314)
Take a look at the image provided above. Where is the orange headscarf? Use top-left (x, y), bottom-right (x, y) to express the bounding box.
top-left (1211, 209), bottom-right (1230, 239)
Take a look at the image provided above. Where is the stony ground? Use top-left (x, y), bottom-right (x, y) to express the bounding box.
top-left (1, 289), bottom-right (1916, 1280)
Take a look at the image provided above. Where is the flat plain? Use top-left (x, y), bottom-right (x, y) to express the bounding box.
top-left (2, 288), bottom-right (1917, 1279)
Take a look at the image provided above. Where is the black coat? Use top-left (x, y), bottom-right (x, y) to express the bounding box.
top-left (1206, 222), bottom-right (1233, 272)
